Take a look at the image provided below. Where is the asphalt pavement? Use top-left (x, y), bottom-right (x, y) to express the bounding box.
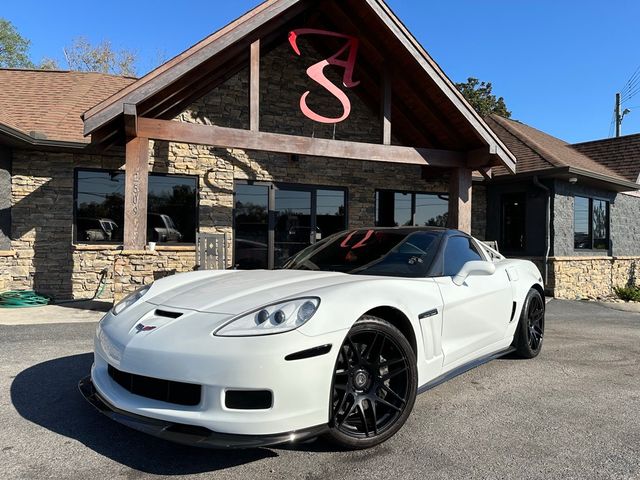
top-left (1, 300), bottom-right (638, 479)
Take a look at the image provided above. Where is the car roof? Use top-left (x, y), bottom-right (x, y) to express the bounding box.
top-left (349, 226), bottom-right (468, 237)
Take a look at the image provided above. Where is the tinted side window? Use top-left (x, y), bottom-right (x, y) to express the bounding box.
top-left (443, 236), bottom-right (482, 277)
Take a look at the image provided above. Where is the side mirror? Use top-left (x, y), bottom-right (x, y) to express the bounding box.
top-left (452, 260), bottom-right (496, 286)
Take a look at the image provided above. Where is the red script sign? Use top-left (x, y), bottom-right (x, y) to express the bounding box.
top-left (288, 29), bottom-right (360, 124)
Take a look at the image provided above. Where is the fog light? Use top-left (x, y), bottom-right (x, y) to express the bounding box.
top-left (274, 310), bottom-right (286, 324)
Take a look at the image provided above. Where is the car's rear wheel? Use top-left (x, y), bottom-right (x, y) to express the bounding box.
top-left (324, 316), bottom-right (418, 449)
top-left (513, 288), bottom-right (545, 358)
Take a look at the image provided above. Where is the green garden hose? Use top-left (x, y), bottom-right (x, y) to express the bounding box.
top-left (0, 290), bottom-right (50, 308)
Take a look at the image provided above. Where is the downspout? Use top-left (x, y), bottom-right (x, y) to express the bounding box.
top-left (532, 176), bottom-right (550, 287)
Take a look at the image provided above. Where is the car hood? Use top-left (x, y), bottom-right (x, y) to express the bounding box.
top-left (145, 269), bottom-right (363, 315)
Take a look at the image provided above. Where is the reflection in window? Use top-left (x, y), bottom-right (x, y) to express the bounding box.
top-left (75, 169), bottom-right (197, 244)
top-left (574, 196), bottom-right (609, 250)
top-left (234, 184), bottom-right (269, 269)
top-left (147, 175), bottom-right (197, 244)
top-left (376, 191), bottom-right (448, 227)
top-left (75, 170), bottom-right (125, 243)
top-left (443, 236), bottom-right (482, 277)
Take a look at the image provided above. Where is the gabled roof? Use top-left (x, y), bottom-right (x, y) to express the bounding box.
top-left (0, 69), bottom-right (135, 145)
top-left (572, 134), bottom-right (640, 183)
top-left (81, 0), bottom-right (516, 171)
top-left (486, 114), bottom-right (639, 191)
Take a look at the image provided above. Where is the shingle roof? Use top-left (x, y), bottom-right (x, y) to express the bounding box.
top-left (486, 114), bottom-right (630, 183)
top-left (571, 134), bottom-right (640, 183)
top-left (0, 69), bottom-right (135, 144)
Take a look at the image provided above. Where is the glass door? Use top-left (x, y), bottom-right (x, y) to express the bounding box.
top-left (233, 182), bottom-right (347, 269)
top-left (274, 188), bottom-right (312, 268)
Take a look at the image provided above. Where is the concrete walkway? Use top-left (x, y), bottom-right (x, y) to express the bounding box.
top-left (0, 300), bottom-right (112, 325)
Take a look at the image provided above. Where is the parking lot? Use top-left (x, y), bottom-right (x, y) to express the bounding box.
top-left (1, 299), bottom-right (639, 480)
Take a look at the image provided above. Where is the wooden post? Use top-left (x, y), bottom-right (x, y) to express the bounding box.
top-left (250, 39), bottom-right (260, 131)
top-left (381, 68), bottom-right (392, 145)
top-left (124, 137), bottom-right (149, 249)
top-left (448, 167), bottom-right (472, 233)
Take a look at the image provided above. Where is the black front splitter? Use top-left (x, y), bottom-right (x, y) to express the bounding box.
top-left (78, 376), bottom-right (328, 449)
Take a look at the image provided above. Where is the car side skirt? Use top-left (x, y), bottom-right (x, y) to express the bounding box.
top-left (78, 377), bottom-right (328, 449)
top-left (417, 346), bottom-right (515, 395)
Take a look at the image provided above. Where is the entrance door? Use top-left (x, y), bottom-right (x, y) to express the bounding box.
top-left (233, 182), bottom-right (346, 269)
top-left (501, 193), bottom-right (526, 252)
top-left (274, 188), bottom-right (313, 268)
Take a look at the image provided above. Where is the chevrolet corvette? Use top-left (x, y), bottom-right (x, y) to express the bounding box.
top-left (80, 227), bottom-right (545, 449)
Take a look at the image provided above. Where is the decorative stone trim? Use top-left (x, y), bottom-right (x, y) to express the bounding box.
top-left (0, 250), bottom-right (16, 257)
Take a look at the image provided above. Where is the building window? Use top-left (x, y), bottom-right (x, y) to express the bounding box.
top-left (574, 196), bottom-right (609, 250)
top-left (233, 182), bottom-right (347, 269)
top-left (74, 169), bottom-right (198, 244)
top-left (375, 190), bottom-right (448, 227)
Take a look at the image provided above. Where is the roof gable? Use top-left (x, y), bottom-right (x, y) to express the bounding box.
top-left (81, 0), bottom-right (515, 170)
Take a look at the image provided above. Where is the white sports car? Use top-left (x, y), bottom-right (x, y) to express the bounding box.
top-left (80, 227), bottom-right (545, 449)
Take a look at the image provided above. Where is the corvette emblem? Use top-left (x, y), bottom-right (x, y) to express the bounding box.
top-left (135, 323), bottom-right (157, 333)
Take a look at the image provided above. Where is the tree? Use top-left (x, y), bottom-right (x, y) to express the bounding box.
top-left (63, 37), bottom-right (137, 76)
top-left (0, 18), bottom-right (34, 68)
top-left (456, 77), bottom-right (511, 118)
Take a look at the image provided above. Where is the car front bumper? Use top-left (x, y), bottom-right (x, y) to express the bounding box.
top-left (78, 376), bottom-right (328, 448)
top-left (88, 313), bottom-right (348, 439)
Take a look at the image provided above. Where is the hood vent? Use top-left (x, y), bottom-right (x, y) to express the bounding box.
top-left (155, 309), bottom-right (183, 319)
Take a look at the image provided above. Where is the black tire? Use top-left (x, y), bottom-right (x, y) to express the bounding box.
top-left (324, 316), bottom-right (418, 449)
top-left (513, 288), bottom-right (545, 359)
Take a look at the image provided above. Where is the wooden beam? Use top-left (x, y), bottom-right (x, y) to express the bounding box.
top-left (137, 117), bottom-right (467, 168)
top-left (382, 68), bottom-right (392, 145)
top-left (478, 167), bottom-right (492, 180)
top-left (124, 137), bottom-right (149, 249)
top-left (249, 39), bottom-right (260, 131)
top-left (123, 103), bottom-right (137, 140)
top-left (447, 167), bottom-right (472, 233)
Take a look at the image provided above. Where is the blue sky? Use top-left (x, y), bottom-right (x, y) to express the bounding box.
top-left (3, 0), bottom-right (640, 143)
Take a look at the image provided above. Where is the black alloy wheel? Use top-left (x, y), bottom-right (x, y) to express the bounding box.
top-left (325, 316), bottom-right (417, 449)
top-left (514, 288), bottom-right (545, 358)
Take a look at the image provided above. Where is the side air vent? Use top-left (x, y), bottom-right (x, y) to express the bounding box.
top-left (510, 302), bottom-right (517, 323)
top-left (155, 309), bottom-right (183, 319)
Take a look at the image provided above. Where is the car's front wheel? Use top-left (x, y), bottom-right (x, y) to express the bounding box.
top-left (325, 316), bottom-right (418, 449)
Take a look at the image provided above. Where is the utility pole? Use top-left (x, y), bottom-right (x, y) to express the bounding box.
top-left (615, 92), bottom-right (622, 137)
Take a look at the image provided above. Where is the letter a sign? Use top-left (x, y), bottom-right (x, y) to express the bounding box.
top-left (288, 29), bottom-right (360, 124)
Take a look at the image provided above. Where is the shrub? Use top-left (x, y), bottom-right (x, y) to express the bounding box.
top-left (614, 285), bottom-right (640, 302)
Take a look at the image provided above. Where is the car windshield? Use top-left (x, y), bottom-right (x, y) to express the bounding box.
top-left (283, 229), bottom-right (442, 277)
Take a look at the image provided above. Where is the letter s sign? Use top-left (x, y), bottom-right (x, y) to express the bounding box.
top-left (288, 29), bottom-right (360, 124)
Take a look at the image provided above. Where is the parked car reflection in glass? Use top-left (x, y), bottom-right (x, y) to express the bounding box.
top-left (147, 213), bottom-right (182, 243)
top-left (77, 217), bottom-right (119, 242)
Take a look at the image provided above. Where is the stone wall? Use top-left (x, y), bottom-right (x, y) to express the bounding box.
top-left (610, 192), bottom-right (640, 256)
top-left (0, 146), bottom-right (11, 249)
top-left (550, 256), bottom-right (640, 300)
top-left (471, 184), bottom-right (486, 239)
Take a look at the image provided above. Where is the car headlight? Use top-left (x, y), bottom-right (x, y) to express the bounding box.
top-left (112, 285), bottom-right (152, 316)
top-left (214, 297), bottom-right (320, 337)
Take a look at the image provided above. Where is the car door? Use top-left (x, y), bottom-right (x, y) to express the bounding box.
top-left (434, 235), bottom-right (512, 368)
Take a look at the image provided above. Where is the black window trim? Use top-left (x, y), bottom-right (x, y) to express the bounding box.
top-left (73, 167), bottom-right (200, 246)
top-left (573, 195), bottom-right (610, 252)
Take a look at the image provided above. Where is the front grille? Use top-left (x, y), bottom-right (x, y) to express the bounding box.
top-left (108, 364), bottom-right (201, 406)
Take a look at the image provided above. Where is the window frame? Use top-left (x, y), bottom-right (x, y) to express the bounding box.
top-left (73, 167), bottom-right (200, 246)
top-left (232, 180), bottom-right (349, 269)
top-left (374, 189), bottom-right (449, 227)
top-left (573, 195), bottom-right (610, 251)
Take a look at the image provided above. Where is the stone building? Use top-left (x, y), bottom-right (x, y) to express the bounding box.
top-left (0, 0), bottom-right (638, 301)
